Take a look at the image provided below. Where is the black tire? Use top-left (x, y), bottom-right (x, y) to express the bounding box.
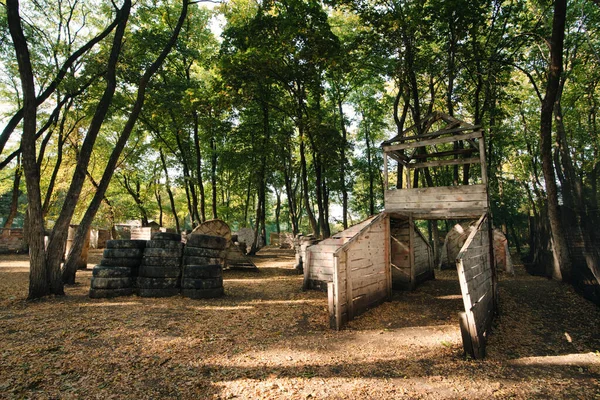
top-left (138, 287), bottom-right (180, 298)
top-left (137, 276), bottom-right (179, 289)
top-left (186, 234), bottom-right (227, 250)
top-left (106, 240), bottom-right (147, 249)
top-left (103, 248), bottom-right (144, 259)
top-left (144, 247), bottom-right (182, 258)
top-left (184, 256), bottom-right (223, 266)
top-left (91, 276), bottom-right (133, 289)
top-left (89, 287), bottom-right (134, 299)
top-left (181, 277), bottom-right (223, 290)
top-left (142, 256), bottom-right (181, 267)
top-left (151, 232), bottom-right (181, 241)
top-left (183, 265), bottom-right (222, 279)
top-left (183, 247), bottom-right (224, 264)
top-left (181, 287), bottom-right (224, 299)
top-left (146, 240), bottom-right (184, 250)
top-left (181, 256), bottom-right (221, 266)
top-left (100, 257), bottom-right (142, 268)
top-left (139, 265), bottom-right (181, 278)
top-left (92, 265), bottom-right (137, 278)
top-left (183, 246), bottom-right (222, 258)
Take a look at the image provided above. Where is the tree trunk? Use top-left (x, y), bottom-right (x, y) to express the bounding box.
top-left (299, 124), bottom-right (318, 236)
top-left (275, 187), bottom-right (281, 234)
top-left (45, 0), bottom-right (131, 293)
top-left (7, 0), bottom-right (50, 298)
top-left (250, 99), bottom-right (269, 254)
top-left (539, 0), bottom-right (570, 281)
top-left (283, 159), bottom-right (299, 235)
top-left (154, 182), bottom-right (163, 227)
top-left (365, 121), bottom-right (375, 216)
top-left (62, 0), bottom-right (188, 284)
top-left (210, 135), bottom-right (218, 219)
top-left (555, 97), bottom-right (600, 284)
top-left (174, 129), bottom-right (200, 227)
top-left (159, 149), bottom-right (180, 232)
top-left (192, 111), bottom-right (206, 223)
top-left (337, 99), bottom-right (349, 229)
top-left (394, 95), bottom-right (409, 189)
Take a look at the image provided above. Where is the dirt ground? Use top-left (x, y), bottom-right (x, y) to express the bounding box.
top-left (0, 247), bottom-right (599, 399)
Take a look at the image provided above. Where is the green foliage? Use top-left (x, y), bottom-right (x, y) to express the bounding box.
top-left (2, 0), bottom-right (600, 248)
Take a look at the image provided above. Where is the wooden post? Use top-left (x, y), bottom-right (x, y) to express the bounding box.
top-left (344, 250), bottom-right (353, 321)
top-left (478, 132), bottom-right (488, 186)
top-left (328, 282), bottom-right (336, 329)
top-left (383, 152), bottom-right (389, 190)
top-left (333, 253), bottom-right (343, 330)
top-left (405, 165), bottom-right (411, 189)
top-left (302, 248), bottom-right (311, 290)
top-left (409, 215), bottom-right (416, 290)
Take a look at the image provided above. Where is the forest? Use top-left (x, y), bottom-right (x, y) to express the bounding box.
top-left (1, 0), bottom-right (599, 301)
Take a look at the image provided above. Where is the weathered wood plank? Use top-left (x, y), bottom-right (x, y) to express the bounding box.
top-left (408, 157), bottom-right (481, 170)
top-left (328, 282), bottom-right (335, 329)
top-left (383, 131), bottom-right (483, 151)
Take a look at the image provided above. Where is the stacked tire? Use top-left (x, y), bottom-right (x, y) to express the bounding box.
top-left (137, 232), bottom-right (183, 297)
top-left (182, 234), bottom-right (227, 299)
top-left (89, 240), bottom-right (146, 298)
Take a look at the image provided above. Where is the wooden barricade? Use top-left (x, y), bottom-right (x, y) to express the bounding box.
top-left (456, 214), bottom-right (495, 358)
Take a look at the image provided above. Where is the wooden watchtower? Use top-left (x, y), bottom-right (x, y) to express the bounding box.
top-left (381, 111), bottom-right (496, 359)
top-left (381, 111), bottom-right (489, 219)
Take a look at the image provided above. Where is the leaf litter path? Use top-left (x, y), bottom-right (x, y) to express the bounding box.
top-left (0, 247), bottom-right (598, 399)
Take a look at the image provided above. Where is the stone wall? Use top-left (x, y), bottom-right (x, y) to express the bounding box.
top-left (0, 228), bottom-right (27, 253)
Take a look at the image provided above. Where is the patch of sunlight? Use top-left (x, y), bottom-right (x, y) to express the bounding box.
top-left (435, 294), bottom-right (462, 300)
top-left (564, 332), bottom-right (572, 343)
top-left (186, 305), bottom-right (255, 311)
top-left (508, 353), bottom-right (600, 367)
top-left (243, 299), bottom-right (324, 305)
top-left (79, 301), bottom-right (144, 307)
top-left (225, 278), bottom-right (298, 283)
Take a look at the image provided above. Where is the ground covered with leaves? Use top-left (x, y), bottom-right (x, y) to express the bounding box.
top-left (0, 248), bottom-right (599, 399)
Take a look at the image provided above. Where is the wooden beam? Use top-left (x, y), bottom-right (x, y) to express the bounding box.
top-left (387, 125), bottom-right (482, 145)
top-left (411, 148), bottom-right (476, 160)
top-left (383, 152), bottom-right (389, 190)
top-left (408, 157), bottom-right (481, 170)
top-left (387, 151), bottom-right (408, 166)
top-left (383, 131), bottom-right (483, 152)
top-left (478, 133), bottom-right (488, 187)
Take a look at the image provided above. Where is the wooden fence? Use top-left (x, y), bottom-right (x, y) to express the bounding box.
top-left (456, 214), bottom-right (495, 358)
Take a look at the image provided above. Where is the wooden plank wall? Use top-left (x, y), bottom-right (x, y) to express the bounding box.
top-left (306, 216), bottom-right (376, 290)
top-left (384, 185), bottom-right (488, 219)
top-left (390, 219), bottom-right (411, 285)
top-left (413, 228), bottom-right (434, 280)
top-left (390, 218), bottom-right (433, 288)
top-left (456, 214), bottom-right (494, 359)
top-left (330, 215), bottom-right (391, 329)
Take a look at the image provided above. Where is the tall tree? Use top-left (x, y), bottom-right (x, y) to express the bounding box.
top-left (539, 0), bottom-right (571, 281)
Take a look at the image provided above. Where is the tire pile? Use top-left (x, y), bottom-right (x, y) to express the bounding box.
top-left (182, 234), bottom-right (227, 299)
top-left (89, 240), bottom-right (146, 298)
top-left (138, 232), bottom-right (183, 298)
